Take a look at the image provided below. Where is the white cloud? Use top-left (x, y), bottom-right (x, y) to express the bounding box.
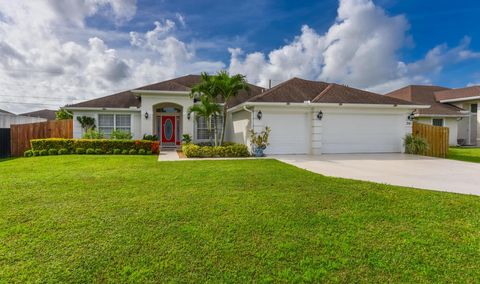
top-left (228, 0), bottom-right (480, 93)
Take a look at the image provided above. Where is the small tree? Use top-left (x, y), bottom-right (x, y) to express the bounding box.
top-left (56, 108), bottom-right (73, 120)
top-left (188, 96), bottom-right (222, 146)
top-left (77, 116), bottom-right (95, 133)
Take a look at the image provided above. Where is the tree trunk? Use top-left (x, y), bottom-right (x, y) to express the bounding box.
top-left (207, 115), bottom-right (213, 146)
top-left (213, 114), bottom-right (218, 146)
top-left (220, 104), bottom-right (228, 146)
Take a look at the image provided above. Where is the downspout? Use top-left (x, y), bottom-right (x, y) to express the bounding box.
top-left (243, 105), bottom-right (254, 147)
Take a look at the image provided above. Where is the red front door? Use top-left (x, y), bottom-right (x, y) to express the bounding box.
top-left (161, 116), bottom-right (176, 144)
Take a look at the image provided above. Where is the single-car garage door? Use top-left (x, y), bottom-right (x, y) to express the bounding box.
top-left (322, 113), bottom-right (404, 153)
top-left (262, 111), bottom-right (309, 154)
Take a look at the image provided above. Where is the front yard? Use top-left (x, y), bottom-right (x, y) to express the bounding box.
top-left (448, 147), bottom-right (480, 163)
top-left (0, 156), bottom-right (479, 282)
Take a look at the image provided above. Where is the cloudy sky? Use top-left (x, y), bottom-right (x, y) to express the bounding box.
top-left (1, 0), bottom-right (480, 113)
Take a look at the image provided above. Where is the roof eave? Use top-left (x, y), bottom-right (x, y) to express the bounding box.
top-left (64, 107), bottom-right (141, 111)
top-left (131, 90), bottom-right (190, 95)
top-left (438, 96), bottom-right (480, 103)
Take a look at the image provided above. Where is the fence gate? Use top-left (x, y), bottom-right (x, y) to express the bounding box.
top-left (412, 122), bottom-right (449, 158)
top-left (0, 128), bottom-right (10, 158)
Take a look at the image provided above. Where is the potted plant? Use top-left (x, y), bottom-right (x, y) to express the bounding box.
top-left (248, 127), bottom-right (271, 157)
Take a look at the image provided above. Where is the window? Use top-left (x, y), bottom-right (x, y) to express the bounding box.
top-left (98, 114), bottom-right (131, 138)
top-left (98, 114), bottom-right (114, 137)
top-left (195, 115), bottom-right (223, 140)
top-left (432, 118), bottom-right (444, 127)
top-left (471, 104), bottom-right (478, 113)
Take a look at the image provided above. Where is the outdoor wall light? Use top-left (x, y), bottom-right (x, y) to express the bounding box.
top-left (257, 110), bottom-right (263, 120)
top-left (144, 112), bottom-right (149, 119)
top-left (407, 112), bottom-right (415, 121)
top-left (317, 111), bottom-right (323, 120)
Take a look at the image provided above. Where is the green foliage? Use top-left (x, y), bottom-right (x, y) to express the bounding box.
top-left (48, 149), bottom-right (58, 155)
top-left (188, 95), bottom-right (222, 146)
top-left (182, 134), bottom-right (192, 144)
top-left (39, 150), bottom-right (48, 156)
top-left (129, 149), bottom-right (137, 155)
top-left (55, 108), bottom-right (73, 120)
top-left (31, 138), bottom-right (155, 153)
top-left (142, 134), bottom-right (158, 141)
top-left (113, 149), bottom-right (122, 155)
top-left (76, 148), bottom-right (85, 154)
top-left (86, 148), bottom-right (95, 155)
top-left (138, 149), bottom-right (146, 155)
top-left (95, 148), bottom-right (104, 155)
top-left (249, 127), bottom-right (271, 149)
top-left (146, 150), bottom-right (153, 155)
top-left (404, 134), bottom-right (429, 155)
top-left (58, 148), bottom-right (69, 155)
top-left (106, 150), bottom-right (113, 155)
top-left (77, 116), bottom-right (96, 131)
top-left (82, 129), bottom-right (105, 139)
top-left (32, 150), bottom-right (40, 156)
top-left (448, 147), bottom-right (480, 163)
top-left (24, 150), bottom-right (33, 157)
top-left (111, 130), bottom-right (132, 140)
top-left (182, 143), bottom-right (250, 158)
top-left (121, 149), bottom-right (128, 155)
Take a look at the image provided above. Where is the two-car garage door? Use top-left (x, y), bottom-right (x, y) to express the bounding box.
top-left (260, 110), bottom-right (403, 154)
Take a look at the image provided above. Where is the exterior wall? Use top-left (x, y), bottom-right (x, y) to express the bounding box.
top-left (452, 101), bottom-right (479, 145)
top-left (0, 114), bottom-right (46, 128)
top-left (229, 109), bottom-right (252, 147)
top-left (416, 117), bottom-right (458, 145)
top-left (72, 110), bottom-right (141, 139)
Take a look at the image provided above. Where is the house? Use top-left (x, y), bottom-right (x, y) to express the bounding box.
top-left (0, 109), bottom-right (47, 128)
top-left (20, 109), bottom-right (57, 121)
top-left (65, 75), bottom-right (426, 155)
top-left (386, 85), bottom-right (480, 146)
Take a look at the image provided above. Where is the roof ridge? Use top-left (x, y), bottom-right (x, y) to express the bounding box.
top-left (246, 78), bottom-right (296, 102)
top-left (311, 83), bottom-right (334, 102)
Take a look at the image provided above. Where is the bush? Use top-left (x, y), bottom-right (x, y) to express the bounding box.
top-left (113, 149), bottom-right (122, 155)
top-left (142, 134), bottom-right (158, 141)
top-left (58, 148), bottom-right (69, 155)
top-left (82, 129), bottom-right (104, 139)
top-left (122, 149), bottom-right (128, 155)
top-left (76, 148), bottom-right (86, 154)
top-left (404, 134), bottom-right (429, 155)
top-left (151, 141), bottom-right (160, 154)
top-left (48, 149), bottom-right (58, 155)
top-left (24, 150), bottom-right (33, 157)
top-left (129, 149), bottom-right (137, 155)
top-left (182, 134), bottom-right (192, 144)
top-left (39, 150), bottom-right (48, 156)
top-left (33, 150), bottom-right (40, 157)
top-left (106, 150), bottom-right (113, 155)
top-left (138, 149), bottom-right (146, 155)
top-left (182, 143), bottom-right (250, 158)
top-left (111, 130), bottom-right (132, 140)
top-left (31, 139), bottom-right (157, 154)
top-left (95, 148), bottom-right (104, 154)
top-left (146, 150), bottom-right (153, 155)
top-left (86, 148), bottom-right (95, 154)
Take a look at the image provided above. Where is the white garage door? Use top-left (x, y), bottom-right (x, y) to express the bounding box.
top-left (322, 113), bottom-right (403, 153)
top-left (262, 112), bottom-right (309, 154)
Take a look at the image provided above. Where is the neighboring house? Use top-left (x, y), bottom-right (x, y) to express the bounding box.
top-left (0, 109), bottom-right (47, 128)
top-left (20, 109), bottom-right (57, 121)
top-left (386, 85), bottom-right (480, 146)
top-left (65, 75), bottom-right (425, 155)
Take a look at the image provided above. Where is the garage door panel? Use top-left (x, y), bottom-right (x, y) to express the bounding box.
top-left (262, 112), bottom-right (309, 155)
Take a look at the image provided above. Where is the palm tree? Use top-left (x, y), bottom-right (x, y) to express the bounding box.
top-left (187, 95), bottom-right (222, 146)
top-left (212, 70), bottom-right (250, 145)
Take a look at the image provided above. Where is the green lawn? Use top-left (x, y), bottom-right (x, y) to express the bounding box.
top-left (0, 156), bottom-right (479, 282)
top-left (448, 147), bottom-right (480, 163)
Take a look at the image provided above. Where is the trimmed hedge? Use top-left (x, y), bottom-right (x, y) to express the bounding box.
top-left (182, 143), bottom-right (250, 158)
top-left (30, 139), bottom-right (160, 155)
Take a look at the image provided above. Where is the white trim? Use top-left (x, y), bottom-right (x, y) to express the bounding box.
top-left (66, 107), bottom-right (140, 111)
top-left (439, 96), bottom-right (480, 103)
top-left (131, 90), bottom-right (190, 95)
top-left (416, 113), bottom-right (470, 118)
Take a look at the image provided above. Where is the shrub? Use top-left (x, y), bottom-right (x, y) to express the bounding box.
top-left (33, 150), bottom-right (40, 156)
top-left (24, 150), bottom-right (33, 157)
top-left (76, 148), bottom-right (86, 154)
top-left (182, 143), bottom-right (250, 158)
top-left (106, 150), bottom-right (113, 155)
top-left (138, 149), bottom-right (146, 155)
top-left (111, 130), bottom-right (132, 140)
top-left (404, 134), bottom-right (429, 155)
top-left (142, 134), bottom-right (158, 141)
top-left (113, 149), bottom-right (122, 155)
top-left (182, 134), bottom-right (192, 144)
top-left (151, 141), bottom-right (160, 154)
top-left (39, 150), bottom-right (48, 156)
top-left (82, 129), bottom-right (104, 139)
top-left (58, 148), bottom-right (69, 155)
top-left (129, 149), bottom-right (137, 155)
top-left (95, 148), bottom-right (104, 154)
top-left (146, 150), bottom-right (153, 155)
top-left (31, 139), bottom-right (156, 153)
top-left (48, 149), bottom-right (58, 155)
top-left (122, 149), bottom-right (129, 155)
top-left (86, 148), bottom-right (95, 154)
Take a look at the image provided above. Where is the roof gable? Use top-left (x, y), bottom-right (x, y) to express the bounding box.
top-left (20, 109), bottom-right (57, 120)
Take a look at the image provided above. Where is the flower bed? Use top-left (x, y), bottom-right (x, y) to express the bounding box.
top-left (25, 138), bottom-right (160, 157)
top-left (182, 143), bottom-right (250, 158)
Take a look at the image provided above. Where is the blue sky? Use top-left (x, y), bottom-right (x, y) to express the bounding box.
top-left (1, 0), bottom-right (480, 112)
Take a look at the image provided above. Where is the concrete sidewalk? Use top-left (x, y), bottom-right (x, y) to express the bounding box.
top-left (274, 154), bottom-right (480, 196)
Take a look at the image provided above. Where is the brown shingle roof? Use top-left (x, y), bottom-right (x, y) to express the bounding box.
top-left (248, 78), bottom-right (417, 105)
top-left (434, 86), bottom-right (480, 102)
top-left (0, 109), bottom-right (13, 115)
top-left (67, 90), bottom-right (140, 108)
top-left (386, 85), bottom-right (466, 116)
top-left (20, 109), bottom-right (57, 120)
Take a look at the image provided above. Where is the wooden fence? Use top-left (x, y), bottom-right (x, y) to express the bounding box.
top-left (10, 119), bottom-right (73, 156)
top-left (412, 122), bottom-right (449, 158)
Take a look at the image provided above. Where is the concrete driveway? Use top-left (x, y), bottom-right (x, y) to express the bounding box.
top-left (274, 154), bottom-right (480, 196)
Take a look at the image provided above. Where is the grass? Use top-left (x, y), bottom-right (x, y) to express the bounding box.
top-left (0, 156), bottom-right (479, 282)
top-left (448, 147), bottom-right (480, 163)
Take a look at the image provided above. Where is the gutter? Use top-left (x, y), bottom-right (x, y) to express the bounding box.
top-left (130, 90), bottom-right (190, 95)
top-left (438, 96), bottom-right (480, 103)
top-left (64, 107), bottom-right (141, 111)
